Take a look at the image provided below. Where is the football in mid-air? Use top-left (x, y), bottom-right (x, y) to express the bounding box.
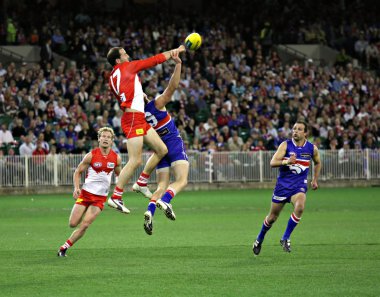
top-left (185, 33), bottom-right (202, 51)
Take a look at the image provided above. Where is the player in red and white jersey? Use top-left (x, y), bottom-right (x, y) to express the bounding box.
top-left (106, 45), bottom-right (186, 214)
top-left (57, 127), bottom-right (122, 257)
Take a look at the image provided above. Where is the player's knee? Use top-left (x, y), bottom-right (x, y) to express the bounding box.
top-left (157, 146), bottom-right (168, 158)
top-left (268, 214), bottom-right (279, 223)
top-left (179, 178), bottom-right (188, 189)
top-left (129, 157), bottom-right (142, 169)
top-left (69, 221), bottom-right (79, 228)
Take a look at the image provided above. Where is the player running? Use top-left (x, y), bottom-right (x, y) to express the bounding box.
top-left (252, 120), bottom-right (321, 255)
top-left (132, 51), bottom-right (189, 235)
top-left (57, 127), bottom-right (122, 257)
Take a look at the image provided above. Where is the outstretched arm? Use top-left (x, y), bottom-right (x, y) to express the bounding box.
top-left (73, 152), bottom-right (92, 199)
top-left (130, 45), bottom-right (186, 73)
top-left (154, 52), bottom-right (182, 110)
top-left (161, 45), bottom-right (186, 61)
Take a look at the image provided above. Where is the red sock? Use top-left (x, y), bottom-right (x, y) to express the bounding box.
top-left (137, 172), bottom-right (150, 187)
top-left (60, 239), bottom-right (73, 250)
top-left (112, 186), bottom-right (123, 199)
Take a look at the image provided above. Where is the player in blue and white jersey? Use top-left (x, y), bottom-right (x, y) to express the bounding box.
top-left (252, 120), bottom-right (321, 255)
top-left (132, 51), bottom-right (189, 235)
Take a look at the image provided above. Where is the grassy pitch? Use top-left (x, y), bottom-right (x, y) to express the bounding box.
top-left (0, 187), bottom-right (379, 296)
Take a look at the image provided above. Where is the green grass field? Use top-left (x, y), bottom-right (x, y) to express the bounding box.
top-left (0, 188), bottom-right (379, 297)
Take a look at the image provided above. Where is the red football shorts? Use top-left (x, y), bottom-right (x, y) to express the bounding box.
top-left (75, 189), bottom-right (107, 210)
top-left (121, 111), bottom-right (151, 139)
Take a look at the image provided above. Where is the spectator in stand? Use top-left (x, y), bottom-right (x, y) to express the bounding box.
top-left (112, 109), bottom-right (123, 135)
top-left (11, 118), bottom-right (26, 138)
top-left (42, 124), bottom-right (54, 145)
top-left (185, 118), bottom-right (196, 141)
top-left (54, 100), bottom-right (68, 120)
top-left (365, 41), bottom-right (379, 69)
top-left (40, 39), bottom-right (54, 69)
top-left (204, 117), bottom-right (217, 132)
top-left (354, 32), bottom-right (368, 64)
top-left (53, 123), bottom-right (66, 144)
top-left (71, 139), bottom-right (87, 155)
top-left (51, 29), bottom-right (66, 54)
top-left (228, 112), bottom-right (241, 132)
top-left (227, 131), bottom-right (244, 151)
top-left (252, 139), bottom-right (267, 151)
top-left (29, 28), bottom-right (39, 45)
top-left (32, 140), bottom-right (49, 179)
top-left (0, 124), bottom-right (15, 147)
top-left (185, 96), bottom-right (199, 119)
top-left (335, 48), bottom-right (352, 67)
top-left (6, 18), bottom-right (17, 45)
top-left (107, 31), bottom-right (121, 47)
top-left (66, 138), bottom-right (76, 153)
top-left (5, 99), bottom-right (19, 117)
top-left (19, 135), bottom-right (36, 156)
top-left (37, 133), bottom-right (50, 152)
top-left (364, 133), bottom-right (378, 149)
top-left (65, 124), bottom-right (78, 141)
top-left (217, 108), bottom-right (231, 128)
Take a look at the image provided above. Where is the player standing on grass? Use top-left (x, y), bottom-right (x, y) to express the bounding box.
top-left (57, 127), bottom-right (122, 257)
top-left (106, 45), bottom-right (186, 214)
top-left (131, 51), bottom-right (188, 235)
top-left (252, 120), bottom-right (321, 255)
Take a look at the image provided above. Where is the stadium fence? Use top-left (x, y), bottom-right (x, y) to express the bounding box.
top-left (1, 150), bottom-right (379, 188)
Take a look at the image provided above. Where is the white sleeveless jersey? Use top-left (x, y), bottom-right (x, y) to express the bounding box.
top-left (82, 148), bottom-right (118, 197)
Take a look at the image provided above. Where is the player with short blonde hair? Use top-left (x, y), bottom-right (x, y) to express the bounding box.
top-left (57, 127), bottom-right (122, 257)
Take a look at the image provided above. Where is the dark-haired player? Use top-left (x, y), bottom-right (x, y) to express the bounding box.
top-left (106, 45), bottom-right (185, 214)
top-left (252, 121), bottom-right (321, 255)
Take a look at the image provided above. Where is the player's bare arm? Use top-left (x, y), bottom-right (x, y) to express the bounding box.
top-left (311, 145), bottom-right (321, 190)
top-left (162, 45), bottom-right (186, 60)
top-left (155, 52), bottom-right (182, 110)
top-left (114, 155), bottom-right (122, 176)
top-left (270, 141), bottom-right (296, 167)
top-left (73, 153), bottom-right (92, 199)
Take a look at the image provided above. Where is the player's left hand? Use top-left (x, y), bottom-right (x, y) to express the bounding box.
top-left (178, 44), bottom-right (186, 52)
top-left (73, 188), bottom-right (81, 199)
top-left (311, 180), bottom-right (318, 190)
top-left (172, 51), bottom-right (182, 64)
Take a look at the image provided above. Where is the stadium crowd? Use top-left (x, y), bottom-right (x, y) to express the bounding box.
top-left (0, 0), bottom-right (379, 158)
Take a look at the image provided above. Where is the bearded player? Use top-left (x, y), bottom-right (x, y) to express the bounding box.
top-left (252, 121), bottom-right (321, 255)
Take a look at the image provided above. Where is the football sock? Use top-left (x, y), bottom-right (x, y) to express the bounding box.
top-left (147, 200), bottom-right (156, 216)
top-left (111, 186), bottom-right (123, 200)
top-left (282, 212), bottom-right (301, 240)
top-left (60, 239), bottom-right (73, 251)
top-left (257, 217), bottom-right (272, 242)
top-left (137, 172), bottom-right (150, 187)
top-left (161, 187), bottom-right (176, 203)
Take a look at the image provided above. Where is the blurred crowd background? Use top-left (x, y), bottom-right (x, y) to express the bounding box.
top-left (0, 0), bottom-right (379, 160)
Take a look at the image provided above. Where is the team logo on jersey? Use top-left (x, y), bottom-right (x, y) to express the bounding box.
top-left (289, 164), bottom-right (308, 174)
top-left (136, 128), bottom-right (144, 135)
top-left (289, 151), bottom-right (296, 157)
top-left (94, 162), bottom-right (102, 168)
top-left (107, 162), bottom-right (115, 169)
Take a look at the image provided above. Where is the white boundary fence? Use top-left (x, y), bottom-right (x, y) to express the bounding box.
top-left (1, 149), bottom-right (379, 188)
